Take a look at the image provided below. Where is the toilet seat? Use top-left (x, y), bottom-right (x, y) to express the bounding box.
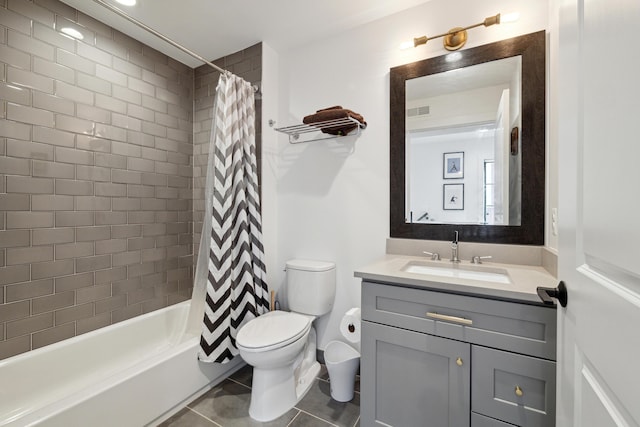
top-left (237, 311), bottom-right (312, 353)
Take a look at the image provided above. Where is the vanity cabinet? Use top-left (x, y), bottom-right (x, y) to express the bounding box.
top-left (360, 281), bottom-right (557, 427)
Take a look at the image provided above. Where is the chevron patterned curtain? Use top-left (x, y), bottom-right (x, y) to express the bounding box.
top-left (198, 73), bottom-right (270, 363)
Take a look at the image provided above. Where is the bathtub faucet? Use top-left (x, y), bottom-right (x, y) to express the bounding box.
top-left (451, 231), bottom-right (460, 263)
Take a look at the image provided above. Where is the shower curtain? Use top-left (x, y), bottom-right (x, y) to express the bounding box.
top-left (196, 72), bottom-right (270, 363)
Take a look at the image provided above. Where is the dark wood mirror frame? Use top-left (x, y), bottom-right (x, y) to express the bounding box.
top-left (390, 30), bottom-right (546, 245)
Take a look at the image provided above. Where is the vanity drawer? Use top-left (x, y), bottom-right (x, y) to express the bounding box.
top-left (362, 281), bottom-right (556, 360)
top-left (472, 346), bottom-right (556, 427)
top-left (471, 413), bottom-right (517, 427)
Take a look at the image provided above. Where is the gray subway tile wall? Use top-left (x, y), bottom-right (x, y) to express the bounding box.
top-left (0, 0), bottom-right (196, 361)
top-left (0, 0), bottom-right (262, 362)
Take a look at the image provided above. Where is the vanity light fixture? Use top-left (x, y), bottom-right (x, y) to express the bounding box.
top-left (400, 12), bottom-right (520, 51)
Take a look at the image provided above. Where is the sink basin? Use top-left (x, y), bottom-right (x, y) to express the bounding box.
top-left (402, 262), bottom-right (511, 284)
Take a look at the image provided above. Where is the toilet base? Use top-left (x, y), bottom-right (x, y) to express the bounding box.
top-left (247, 329), bottom-right (320, 422)
top-left (296, 360), bottom-right (320, 402)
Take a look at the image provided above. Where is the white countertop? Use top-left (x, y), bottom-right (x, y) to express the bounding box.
top-left (354, 254), bottom-right (558, 305)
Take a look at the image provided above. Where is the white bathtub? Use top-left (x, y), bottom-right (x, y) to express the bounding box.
top-left (0, 300), bottom-right (244, 427)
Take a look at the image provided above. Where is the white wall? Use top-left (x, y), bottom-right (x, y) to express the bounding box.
top-left (546, 1), bottom-right (560, 251)
top-left (409, 133), bottom-right (494, 224)
top-left (263, 0), bottom-right (549, 349)
top-left (261, 43), bottom-right (280, 294)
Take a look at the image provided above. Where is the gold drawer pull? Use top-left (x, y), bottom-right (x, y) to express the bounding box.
top-left (426, 312), bottom-right (473, 326)
top-left (456, 357), bottom-right (463, 366)
top-left (515, 385), bottom-right (524, 397)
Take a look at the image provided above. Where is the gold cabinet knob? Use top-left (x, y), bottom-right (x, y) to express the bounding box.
top-left (456, 357), bottom-right (463, 366)
top-left (515, 385), bottom-right (524, 397)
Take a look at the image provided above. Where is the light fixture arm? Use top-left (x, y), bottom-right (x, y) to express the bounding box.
top-left (412, 13), bottom-right (502, 51)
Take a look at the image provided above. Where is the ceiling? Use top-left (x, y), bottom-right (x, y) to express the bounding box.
top-left (60, 0), bottom-right (432, 68)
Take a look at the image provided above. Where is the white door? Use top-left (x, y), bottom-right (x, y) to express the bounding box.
top-left (556, 0), bottom-right (640, 425)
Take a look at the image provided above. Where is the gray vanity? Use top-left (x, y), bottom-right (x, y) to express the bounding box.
top-left (355, 255), bottom-right (557, 427)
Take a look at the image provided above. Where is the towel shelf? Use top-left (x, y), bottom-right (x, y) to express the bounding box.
top-left (274, 117), bottom-right (367, 144)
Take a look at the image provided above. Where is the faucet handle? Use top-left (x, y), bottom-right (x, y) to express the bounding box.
top-left (423, 251), bottom-right (441, 261)
top-left (471, 255), bottom-right (492, 264)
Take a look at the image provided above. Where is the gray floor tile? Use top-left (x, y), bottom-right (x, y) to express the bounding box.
top-left (320, 366), bottom-right (360, 393)
top-left (295, 379), bottom-right (360, 427)
top-left (165, 363), bottom-right (360, 427)
top-left (158, 407), bottom-right (219, 427)
top-left (318, 364), bottom-right (329, 381)
top-left (189, 379), bottom-right (299, 427)
top-left (289, 411), bottom-right (337, 427)
top-left (229, 364), bottom-right (253, 388)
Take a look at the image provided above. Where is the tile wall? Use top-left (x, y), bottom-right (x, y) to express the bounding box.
top-left (0, 0), bottom-right (196, 360)
top-left (0, 0), bottom-right (263, 362)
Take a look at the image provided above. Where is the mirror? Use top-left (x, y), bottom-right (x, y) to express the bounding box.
top-left (406, 56), bottom-right (522, 226)
top-left (390, 31), bottom-right (545, 244)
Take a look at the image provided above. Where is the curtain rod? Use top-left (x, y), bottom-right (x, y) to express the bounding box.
top-left (91, 0), bottom-right (259, 92)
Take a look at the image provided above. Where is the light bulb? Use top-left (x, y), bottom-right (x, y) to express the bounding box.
top-left (399, 40), bottom-right (415, 50)
top-left (501, 12), bottom-right (520, 23)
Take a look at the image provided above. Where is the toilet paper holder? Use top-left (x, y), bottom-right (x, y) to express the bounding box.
top-left (340, 307), bottom-right (361, 344)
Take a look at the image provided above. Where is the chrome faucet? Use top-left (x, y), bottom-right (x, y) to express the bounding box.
top-left (423, 251), bottom-right (441, 261)
top-left (451, 231), bottom-right (460, 263)
top-left (471, 255), bottom-right (492, 264)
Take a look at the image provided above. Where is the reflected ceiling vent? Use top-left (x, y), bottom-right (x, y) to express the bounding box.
top-left (407, 105), bottom-right (430, 117)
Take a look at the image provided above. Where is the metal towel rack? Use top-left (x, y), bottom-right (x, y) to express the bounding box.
top-left (273, 117), bottom-right (367, 144)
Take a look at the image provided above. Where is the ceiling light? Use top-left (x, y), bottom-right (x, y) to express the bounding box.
top-left (60, 27), bottom-right (84, 40)
top-left (401, 12), bottom-right (519, 51)
top-left (115, 0), bottom-right (137, 6)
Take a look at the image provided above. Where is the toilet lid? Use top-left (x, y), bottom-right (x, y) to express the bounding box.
top-left (236, 311), bottom-right (311, 351)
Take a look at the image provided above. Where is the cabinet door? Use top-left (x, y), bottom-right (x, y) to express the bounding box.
top-left (361, 320), bottom-right (470, 427)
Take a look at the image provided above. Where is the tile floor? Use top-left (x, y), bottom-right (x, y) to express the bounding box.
top-left (158, 364), bottom-right (360, 427)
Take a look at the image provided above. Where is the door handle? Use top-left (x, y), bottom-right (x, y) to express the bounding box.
top-left (536, 281), bottom-right (567, 307)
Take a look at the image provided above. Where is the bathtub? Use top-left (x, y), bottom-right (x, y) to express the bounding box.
top-left (0, 301), bottom-right (244, 427)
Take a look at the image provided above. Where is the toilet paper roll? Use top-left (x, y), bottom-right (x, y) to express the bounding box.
top-left (339, 307), bottom-right (361, 343)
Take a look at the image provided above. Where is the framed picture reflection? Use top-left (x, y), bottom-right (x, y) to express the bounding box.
top-left (443, 152), bottom-right (464, 179)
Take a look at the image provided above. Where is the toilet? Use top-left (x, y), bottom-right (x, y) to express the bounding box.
top-left (236, 259), bottom-right (336, 422)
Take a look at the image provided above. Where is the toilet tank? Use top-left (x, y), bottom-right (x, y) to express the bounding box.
top-left (286, 259), bottom-right (336, 316)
